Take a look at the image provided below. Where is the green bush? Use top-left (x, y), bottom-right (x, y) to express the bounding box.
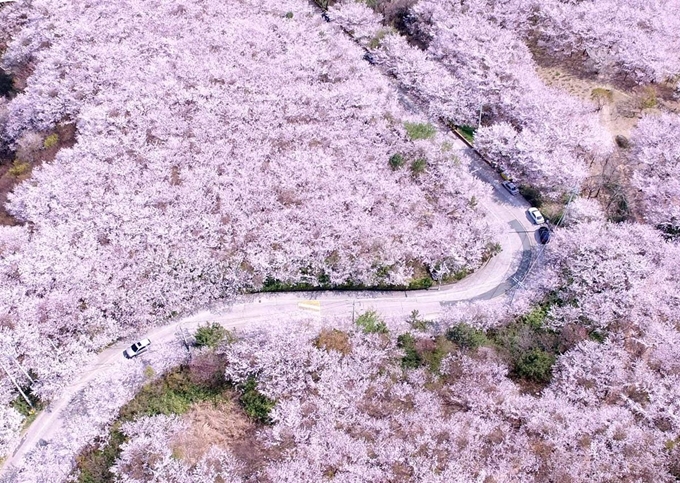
top-left (397, 333), bottom-right (454, 373)
top-left (487, 302), bottom-right (562, 385)
top-left (404, 122), bottom-right (436, 140)
top-left (76, 427), bottom-right (126, 483)
top-left (446, 323), bottom-right (489, 350)
top-left (239, 378), bottom-right (275, 423)
top-left (397, 333), bottom-right (422, 369)
top-left (120, 368), bottom-right (225, 419)
top-left (458, 125), bottom-right (476, 144)
top-left (410, 158), bottom-right (427, 175)
top-left (8, 160), bottom-right (31, 177)
top-left (285, 11), bottom-right (294, 18)
top-left (589, 330), bottom-right (606, 343)
top-left (520, 306), bottom-right (548, 330)
top-left (422, 336), bottom-right (455, 373)
top-left (389, 153), bottom-right (405, 170)
top-left (356, 310), bottom-right (389, 334)
top-left (194, 322), bottom-right (229, 349)
top-left (407, 309), bottom-right (430, 331)
top-left (43, 133), bottom-right (59, 149)
top-left (519, 185), bottom-right (544, 208)
top-left (514, 348), bottom-right (555, 383)
top-left (317, 271), bottom-right (331, 286)
top-left (407, 276), bottom-right (433, 290)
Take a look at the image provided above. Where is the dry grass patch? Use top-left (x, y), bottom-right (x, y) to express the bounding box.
top-left (172, 393), bottom-right (254, 465)
top-left (315, 328), bottom-right (352, 355)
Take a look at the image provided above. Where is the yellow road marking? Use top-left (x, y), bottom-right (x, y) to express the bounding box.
top-left (297, 300), bottom-right (321, 312)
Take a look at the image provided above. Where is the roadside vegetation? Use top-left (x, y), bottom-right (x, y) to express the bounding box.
top-left (74, 327), bottom-right (272, 483)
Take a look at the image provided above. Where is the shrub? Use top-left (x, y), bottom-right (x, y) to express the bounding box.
top-left (398, 334), bottom-right (455, 373)
top-left (76, 427), bottom-right (126, 483)
top-left (194, 322), bottom-right (229, 349)
top-left (640, 86), bottom-right (657, 109)
top-left (313, 271), bottom-right (330, 287)
top-left (446, 323), bottom-right (489, 350)
top-left (513, 348), bottom-right (555, 383)
top-left (520, 306), bottom-right (548, 330)
top-left (519, 184), bottom-right (543, 208)
top-left (407, 276), bottom-right (433, 290)
top-left (11, 386), bottom-right (42, 418)
top-left (487, 303), bottom-right (561, 385)
top-left (389, 153), bottom-right (405, 169)
top-left (285, 11), bottom-right (294, 18)
top-left (143, 366), bottom-right (156, 379)
top-left (43, 133), bottom-right (59, 149)
top-left (458, 125), bottom-right (476, 144)
top-left (355, 310), bottom-right (389, 334)
top-left (8, 160), bottom-right (31, 177)
top-left (239, 378), bottom-right (275, 423)
top-left (420, 336), bottom-right (455, 373)
top-left (406, 309), bottom-right (430, 331)
top-left (397, 333), bottom-right (421, 369)
top-left (410, 158), bottom-right (427, 175)
top-left (404, 122), bottom-right (436, 140)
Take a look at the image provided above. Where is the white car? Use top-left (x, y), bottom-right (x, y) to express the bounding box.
top-left (124, 338), bottom-right (151, 359)
top-left (527, 207), bottom-right (545, 225)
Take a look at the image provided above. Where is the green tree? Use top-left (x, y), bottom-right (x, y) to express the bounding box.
top-left (194, 323), bottom-right (230, 349)
top-left (355, 310), bottom-right (389, 334)
top-left (446, 323), bottom-right (488, 350)
top-left (514, 348), bottom-right (555, 383)
top-left (389, 153), bottom-right (405, 169)
top-left (410, 158), bottom-right (428, 175)
top-left (240, 378), bottom-right (275, 423)
top-left (397, 333), bottom-right (422, 369)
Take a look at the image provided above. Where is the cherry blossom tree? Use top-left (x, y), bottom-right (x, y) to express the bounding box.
top-left (536, 0), bottom-right (680, 85)
top-left (0, 0), bottom-right (502, 458)
top-left (630, 113), bottom-right (680, 232)
top-left (335, 0), bottom-right (613, 199)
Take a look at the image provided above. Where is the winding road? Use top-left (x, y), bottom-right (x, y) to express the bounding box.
top-left (0, 132), bottom-right (541, 481)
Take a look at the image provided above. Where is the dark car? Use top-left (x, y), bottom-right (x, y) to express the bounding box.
top-left (362, 52), bottom-right (376, 65)
top-left (538, 226), bottom-right (551, 244)
top-left (502, 180), bottom-right (519, 196)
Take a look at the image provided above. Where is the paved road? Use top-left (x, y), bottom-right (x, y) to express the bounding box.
top-left (0, 134), bottom-right (539, 480)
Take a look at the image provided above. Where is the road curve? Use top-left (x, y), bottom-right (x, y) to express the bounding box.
top-left (0, 134), bottom-right (540, 481)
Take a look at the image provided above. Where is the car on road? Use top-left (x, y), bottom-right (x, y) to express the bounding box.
top-left (538, 226), bottom-right (551, 244)
top-left (124, 338), bottom-right (151, 359)
top-left (527, 207), bottom-right (545, 224)
top-left (502, 180), bottom-right (519, 196)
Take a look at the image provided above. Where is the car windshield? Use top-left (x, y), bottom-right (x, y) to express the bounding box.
top-left (131, 343), bottom-right (139, 351)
